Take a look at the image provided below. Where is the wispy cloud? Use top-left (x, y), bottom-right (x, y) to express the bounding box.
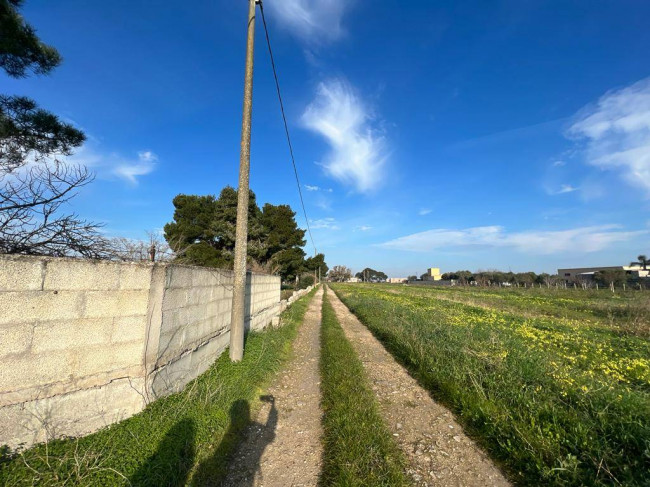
top-left (552, 160), bottom-right (566, 167)
top-left (266, 0), bottom-right (349, 43)
top-left (113, 151), bottom-right (158, 185)
top-left (310, 217), bottom-right (340, 230)
top-left (568, 77), bottom-right (650, 195)
top-left (546, 184), bottom-right (578, 195)
top-left (315, 198), bottom-right (332, 211)
top-left (305, 184), bottom-right (333, 192)
top-left (419, 208), bottom-right (432, 216)
top-left (356, 225), bottom-right (372, 231)
top-left (68, 143), bottom-right (158, 186)
top-left (302, 78), bottom-right (387, 193)
top-left (557, 184), bottom-right (578, 194)
top-left (379, 225), bottom-right (646, 255)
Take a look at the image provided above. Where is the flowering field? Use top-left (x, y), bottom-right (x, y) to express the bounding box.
top-left (407, 285), bottom-right (650, 338)
top-left (330, 284), bottom-right (650, 486)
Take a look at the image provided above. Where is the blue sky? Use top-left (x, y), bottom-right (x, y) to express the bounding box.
top-left (6, 0), bottom-right (650, 275)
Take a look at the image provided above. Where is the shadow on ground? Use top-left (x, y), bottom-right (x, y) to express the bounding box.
top-left (129, 418), bottom-right (196, 487)
top-left (193, 395), bottom-right (278, 486)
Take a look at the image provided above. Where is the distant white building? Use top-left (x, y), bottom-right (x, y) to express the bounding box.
top-left (347, 277), bottom-right (362, 283)
top-left (387, 277), bottom-right (408, 284)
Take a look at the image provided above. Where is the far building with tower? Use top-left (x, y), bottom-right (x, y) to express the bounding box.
top-left (422, 267), bottom-right (443, 281)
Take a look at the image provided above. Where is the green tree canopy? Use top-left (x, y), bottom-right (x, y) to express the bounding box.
top-left (261, 203), bottom-right (305, 259)
top-left (0, 0), bottom-right (62, 78)
top-left (260, 203), bottom-right (307, 280)
top-left (211, 186), bottom-right (266, 265)
top-left (355, 267), bottom-right (387, 282)
top-left (305, 253), bottom-right (328, 276)
top-left (0, 95), bottom-right (85, 171)
top-left (163, 188), bottom-right (264, 269)
top-left (163, 194), bottom-right (220, 265)
top-left (163, 194), bottom-right (217, 247)
top-left (272, 247), bottom-right (306, 283)
top-left (164, 187), bottom-right (315, 282)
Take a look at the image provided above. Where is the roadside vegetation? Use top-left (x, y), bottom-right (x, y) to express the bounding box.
top-left (331, 283), bottom-right (650, 486)
top-left (0, 289), bottom-right (317, 486)
top-left (319, 288), bottom-right (408, 486)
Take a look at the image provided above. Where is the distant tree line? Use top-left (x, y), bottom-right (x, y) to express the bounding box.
top-left (355, 267), bottom-right (387, 282)
top-left (328, 265), bottom-right (352, 282)
top-left (163, 187), bottom-right (327, 283)
top-left (442, 266), bottom-right (647, 289)
top-left (440, 270), bottom-right (556, 286)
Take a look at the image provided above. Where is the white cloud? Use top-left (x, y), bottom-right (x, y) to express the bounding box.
top-left (315, 198), bottom-right (332, 211)
top-left (552, 160), bottom-right (566, 167)
top-left (546, 184), bottom-right (578, 195)
top-left (310, 217), bottom-right (340, 230)
top-left (67, 143), bottom-right (158, 186)
top-left (568, 77), bottom-right (650, 195)
top-left (557, 184), bottom-right (578, 194)
top-left (305, 184), bottom-right (334, 193)
top-left (138, 150), bottom-right (157, 163)
top-left (379, 225), bottom-right (646, 255)
top-left (266, 0), bottom-right (349, 43)
top-left (419, 208), bottom-right (432, 216)
top-left (356, 225), bottom-right (372, 231)
top-left (113, 151), bottom-right (158, 185)
top-left (302, 79), bottom-right (387, 193)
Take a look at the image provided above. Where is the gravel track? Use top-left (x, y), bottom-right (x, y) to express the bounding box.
top-left (223, 288), bottom-right (323, 487)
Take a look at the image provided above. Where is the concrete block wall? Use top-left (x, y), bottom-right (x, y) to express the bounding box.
top-left (0, 256), bottom-right (151, 449)
top-left (0, 255), bottom-right (282, 450)
top-left (247, 273), bottom-right (282, 332)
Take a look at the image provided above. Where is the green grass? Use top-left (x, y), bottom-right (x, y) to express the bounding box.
top-left (397, 284), bottom-right (650, 337)
top-left (331, 284), bottom-right (650, 486)
top-left (319, 287), bottom-right (408, 487)
top-left (0, 288), bottom-right (317, 486)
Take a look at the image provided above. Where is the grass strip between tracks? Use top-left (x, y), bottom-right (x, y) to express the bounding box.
top-left (319, 287), bottom-right (408, 487)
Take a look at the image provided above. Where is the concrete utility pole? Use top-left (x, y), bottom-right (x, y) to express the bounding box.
top-left (230, 0), bottom-right (257, 362)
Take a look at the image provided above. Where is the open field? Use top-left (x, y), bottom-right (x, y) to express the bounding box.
top-left (406, 285), bottom-right (650, 338)
top-left (0, 289), bottom-right (316, 486)
top-left (330, 283), bottom-right (650, 486)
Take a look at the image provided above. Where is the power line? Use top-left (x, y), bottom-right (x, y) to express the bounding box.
top-left (258, 1), bottom-right (318, 256)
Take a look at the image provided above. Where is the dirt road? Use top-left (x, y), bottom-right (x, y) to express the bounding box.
top-left (327, 287), bottom-right (510, 487)
top-left (223, 288), bottom-right (323, 487)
